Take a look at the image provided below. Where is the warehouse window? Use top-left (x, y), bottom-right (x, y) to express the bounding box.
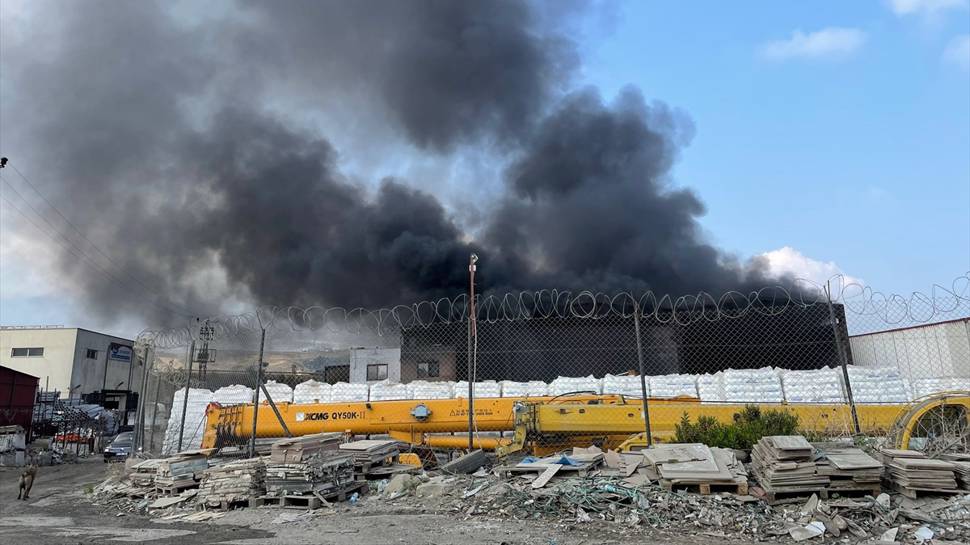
top-left (417, 361), bottom-right (439, 379)
top-left (86, 349), bottom-right (99, 359)
top-left (366, 364), bottom-right (388, 381)
top-left (11, 347), bottom-right (43, 357)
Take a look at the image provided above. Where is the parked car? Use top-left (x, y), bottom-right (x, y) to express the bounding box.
top-left (103, 431), bottom-right (133, 462)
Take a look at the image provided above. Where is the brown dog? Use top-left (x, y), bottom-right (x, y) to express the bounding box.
top-left (17, 463), bottom-right (37, 500)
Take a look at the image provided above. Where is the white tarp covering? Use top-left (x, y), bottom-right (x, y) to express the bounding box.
top-left (548, 375), bottom-right (602, 396)
top-left (369, 381), bottom-right (409, 401)
top-left (846, 366), bottom-right (910, 403)
top-left (293, 380), bottom-right (331, 404)
top-left (649, 374), bottom-right (698, 398)
top-left (261, 380), bottom-right (293, 404)
top-left (407, 380), bottom-right (454, 400)
top-left (500, 380), bottom-right (549, 397)
top-left (697, 373), bottom-right (726, 402)
top-left (453, 381), bottom-right (501, 398)
top-left (330, 382), bottom-right (370, 402)
top-left (600, 374), bottom-right (645, 397)
top-left (162, 387), bottom-right (213, 455)
top-left (781, 367), bottom-right (844, 403)
top-left (211, 385), bottom-right (254, 406)
top-left (722, 368), bottom-right (783, 403)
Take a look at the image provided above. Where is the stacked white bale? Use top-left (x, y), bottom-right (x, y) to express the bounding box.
top-left (722, 367), bottom-right (783, 402)
top-left (330, 382), bottom-right (370, 402)
top-left (845, 366), bottom-right (910, 403)
top-left (261, 380), bottom-right (293, 403)
top-left (407, 381), bottom-right (454, 400)
top-left (648, 374), bottom-right (698, 398)
top-left (211, 385), bottom-right (254, 406)
top-left (780, 368), bottom-right (844, 403)
top-left (500, 380), bottom-right (549, 397)
top-left (293, 380), bottom-right (331, 404)
top-left (696, 373), bottom-right (726, 402)
top-left (453, 380), bottom-right (502, 398)
top-left (600, 374), bottom-right (644, 397)
top-left (549, 375), bottom-right (602, 396)
top-left (369, 381), bottom-right (409, 401)
top-left (162, 387), bottom-right (214, 454)
top-left (949, 377), bottom-right (970, 391)
top-left (911, 378), bottom-right (949, 399)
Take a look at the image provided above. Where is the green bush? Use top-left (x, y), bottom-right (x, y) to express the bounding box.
top-left (674, 405), bottom-right (799, 450)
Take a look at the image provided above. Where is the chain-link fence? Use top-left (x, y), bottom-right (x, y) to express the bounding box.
top-left (135, 276), bottom-right (970, 458)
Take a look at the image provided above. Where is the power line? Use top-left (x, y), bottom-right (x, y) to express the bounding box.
top-left (6, 165), bottom-right (202, 318)
top-left (0, 177), bottom-right (196, 319)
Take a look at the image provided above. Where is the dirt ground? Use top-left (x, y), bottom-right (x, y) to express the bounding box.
top-left (0, 459), bottom-right (761, 545)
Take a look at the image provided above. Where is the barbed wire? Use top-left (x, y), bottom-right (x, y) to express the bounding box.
top-left (136, 272), bottom-right (970, 349)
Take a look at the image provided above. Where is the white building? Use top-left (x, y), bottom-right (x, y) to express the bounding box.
top-left (0, 326), bottom-right (141, 409)
top-left (316, 347), bottom-right (402, 384)
top-left (849, 318), bottom-right (970, 381)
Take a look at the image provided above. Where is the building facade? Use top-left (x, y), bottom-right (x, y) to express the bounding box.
top-left (849, 318), bottom-right (970, 380)
top-left (0, 327), bottom-right (140, 409)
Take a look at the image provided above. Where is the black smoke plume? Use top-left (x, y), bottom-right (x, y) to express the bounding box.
top-left (1, 1), bottom-right (777, 326)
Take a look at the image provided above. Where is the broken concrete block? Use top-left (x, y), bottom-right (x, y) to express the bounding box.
top-left (383, 474), bottom-right (416, 497)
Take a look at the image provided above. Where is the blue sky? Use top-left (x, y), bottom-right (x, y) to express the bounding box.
top-left (581, 0), bottom-right (969, 292)
top-left (0, 0), bottom-right (968, 334)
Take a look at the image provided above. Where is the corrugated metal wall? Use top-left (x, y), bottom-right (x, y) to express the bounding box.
top-left (849, 319), bottom-right (970, 380)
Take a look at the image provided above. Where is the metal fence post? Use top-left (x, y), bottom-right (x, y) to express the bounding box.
top-left (633, 301), bottom-right (653, 447)
top-left (249, 327), bottom-right (266, 457)
top-left (149, 375), bottom-right (160, 454)
top-left (467, 254), bottom-right (478, 450)
top-left (827, 281), bottom-right (861, 434)
top-left (133, 344), bottom-right (151, 451)
top-left (176, 339), bottom-right (195, 452)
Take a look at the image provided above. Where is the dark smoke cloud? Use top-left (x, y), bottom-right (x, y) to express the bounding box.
top-left (1, 1), bottom-right (777, 327)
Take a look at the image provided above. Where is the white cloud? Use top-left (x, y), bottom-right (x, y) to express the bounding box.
top-left (888, 0), bottom-right (968, 16)
top-left (760, 28), bottom-right (867, 61)
top-left (943, 34), bottom-right (970, 69)
top-left (759, 246), bottom-right (864, 287)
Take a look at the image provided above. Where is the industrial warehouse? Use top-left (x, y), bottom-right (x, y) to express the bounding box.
top-left (2, 1), bottom-right (969, 544)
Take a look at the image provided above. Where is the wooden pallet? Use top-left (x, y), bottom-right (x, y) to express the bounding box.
top-left (260, 494), bottom-right (323, 509)
top-left (823, 485), bottom-right (882, 498)
top-left (661, 479), bottom-right (749, 496)
top-left (889, 482), bottom-right (964, 500)
top-left (155, 481), bottom-right (199, 496)
top-left (758, 485), bottom-right (828, 505)
top-left (318, 480), bottom-right (367, 502)
top-left (198, 497), bottom-right (264, 511)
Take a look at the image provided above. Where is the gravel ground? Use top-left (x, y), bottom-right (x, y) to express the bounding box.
top-left (0, 459), bottom-right (758, 544)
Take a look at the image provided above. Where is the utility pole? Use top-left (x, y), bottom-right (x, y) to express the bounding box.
top-left (133, 344), bottom-right (151, 451)
top-left (633, 300), bottom-right (653, 447)
top-left (249, 327), bottom-right (266, 457)
top-left (197, 320), bottom-right (214, 387)
top-left (826, 281), bottom-right (861, 434)
top-left (176, 339), bottom-right (196, 452)
top-left (467, 254), bottom-right (478, 451)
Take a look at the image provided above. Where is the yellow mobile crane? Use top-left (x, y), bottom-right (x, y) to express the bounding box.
top-left (200, 392), bottom-right (970, 454)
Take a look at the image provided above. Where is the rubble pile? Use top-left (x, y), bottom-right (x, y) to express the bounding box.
top-left (154, 450), bottom-right (210, 490)
top-left (197, 457), bottom-right (265, 508)
top-left (752, 436), bottom-right (829, 500)
top-left (880, 449), bottom-right (960, 497)
top-left (265, 450), bottom-right (356, 498)
top-left (814, 446), bottom-right (883, 493)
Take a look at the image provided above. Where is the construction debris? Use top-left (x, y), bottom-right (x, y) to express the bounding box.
top-left (197, 457), bottom-right (265, 508)
top-left (752, 436), bottom-right (829, 503)
top-left (642, 443), bottom-right (748, 494)
top-left (265, 449), bottom-right (358, 502)
top-left (154, 450), bottom-right (211, 492)
top-left (815, 446), bottom-right (883, 494)
top-left (880, 449), bottom-right (960, 498)
top-left (270, 432), bottom-right (343, 464)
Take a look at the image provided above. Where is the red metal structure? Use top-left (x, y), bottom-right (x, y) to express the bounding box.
top-left (0, 366), bottom-right (39, 438)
